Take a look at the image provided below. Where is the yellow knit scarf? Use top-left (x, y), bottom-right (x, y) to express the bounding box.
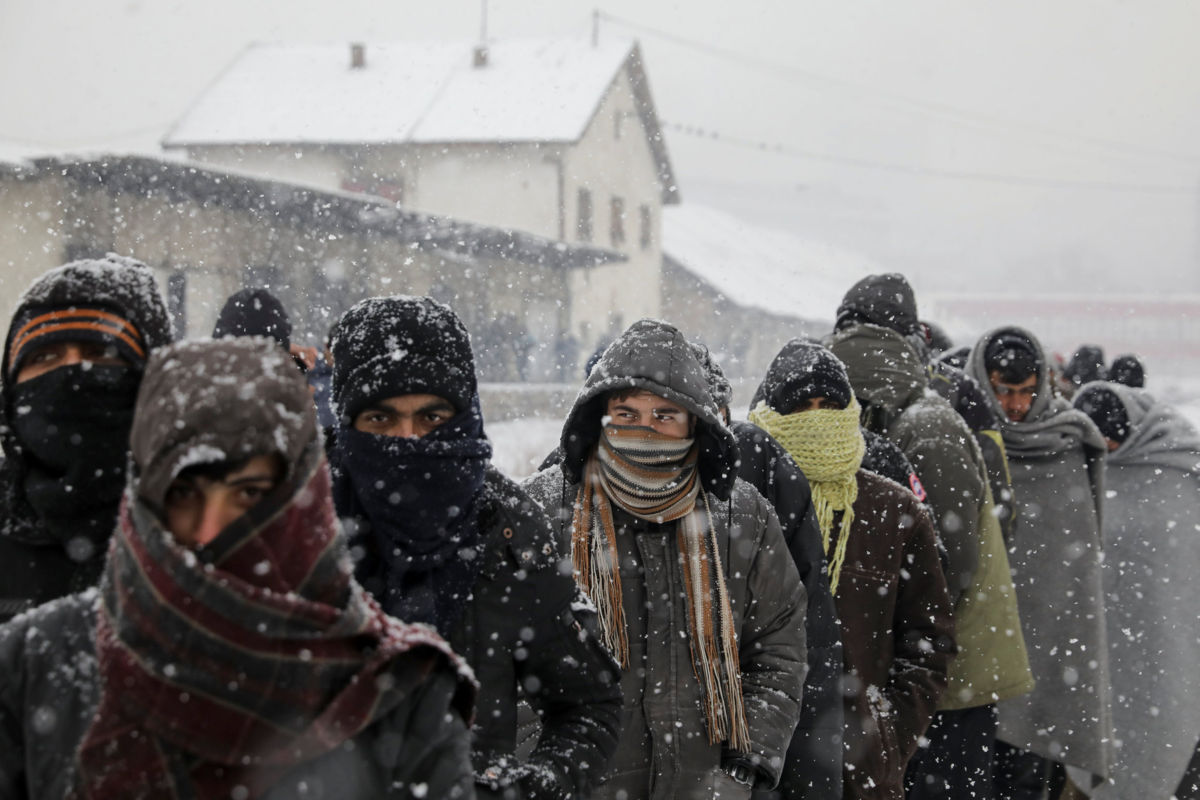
top-left (748, 399), bottom-right (866, 594)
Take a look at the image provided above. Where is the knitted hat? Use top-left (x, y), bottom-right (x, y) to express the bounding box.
top-left (753, 339), bottom-right (853, 414)
top-left (330, 296), bottom-right (476, 422)
top-left (835, 273), bottom-right (919, 335)
top-left (984, 331), bottom-right (1039, 381)
top-left (1074, 385), bottom-right (1130, 443)
top-left (212, 287), bottom-right (292, 351)
top-left (689, 342), bottom-right (733, 411)
top-left (1108, 354), bottom-right (1145, 388)
top-left (5, 254), bottom-right (173, 381)
top-left (1064, 344), bottom-right (1107, 388)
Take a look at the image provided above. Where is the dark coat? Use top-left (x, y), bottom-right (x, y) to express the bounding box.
top-left (831, 470), bottom-right (955, 800)
top-left (523, 319), bottom-right (807, 799)
top-left (730, 421), bottom-right (843, 800)
top-left (352, 466), bottom-right (623, 799)
top-left (0, 593), bottom-right (477, 800)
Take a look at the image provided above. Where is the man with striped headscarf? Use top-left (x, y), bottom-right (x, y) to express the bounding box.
top-left (0, 255), bottom-right (173, 623)
top-left (523, 318), bottom-right (807, 800)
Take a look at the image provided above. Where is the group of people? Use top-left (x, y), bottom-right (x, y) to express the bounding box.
top-left (0, 256), bottom-right (1195, 800)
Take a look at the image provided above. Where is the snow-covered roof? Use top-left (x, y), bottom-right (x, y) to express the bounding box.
top-left (662, 204), bottom-right (880, 322)
top-left (166, 38), bottom-right (637, 146)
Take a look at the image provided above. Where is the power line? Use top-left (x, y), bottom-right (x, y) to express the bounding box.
top-left (663, 121), bottom-right (1197, 194)
top-left (600, 11), bottom-right (1200, 166)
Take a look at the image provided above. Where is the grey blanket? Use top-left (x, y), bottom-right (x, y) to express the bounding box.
top-left (966, 326), bottom-right (1113, 782)
top-left (1082, 384), bottom-right (1200, 799)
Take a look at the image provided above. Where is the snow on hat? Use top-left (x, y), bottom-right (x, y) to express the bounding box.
top-left (1109, 354), bottom-right (1146, 388)
top-left (752, 338), bottom-right (853, 414)
top-left (689, 342), bottom-right (733, 411)
top-left (1064, 344), bottom-right (1108, 388)
top-left (835, 272), bottom-right (920, 336)
top-left (984, 331), bottom-right (1039, 379)
top-left (1074, 384), bottom-right (1130, 443)
top-left (330, 296), bottom-right (476, 423)
top-left (5, 254), bottom-right (173, 380)
top-left (212, 287), bottom-right (292, 352)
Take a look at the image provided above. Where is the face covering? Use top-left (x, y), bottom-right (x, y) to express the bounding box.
top-left (333, 400), bottom-right (492, 633)
top-left (8, 364), bottom-right (140, 558)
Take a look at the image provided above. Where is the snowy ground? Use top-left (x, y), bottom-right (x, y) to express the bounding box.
top-left (489, 376), bottom-right (1200, 483)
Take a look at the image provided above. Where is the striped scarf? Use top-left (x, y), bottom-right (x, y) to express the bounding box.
top-left (73, 444), bottom-right (474, 800)
top-left (572, 425), bottom-right (750, 752)
top-left (749, 399), bottom-right (865, 594)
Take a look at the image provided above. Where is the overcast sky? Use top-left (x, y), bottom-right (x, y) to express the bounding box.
top-left (2, 0), bottom-right (1198, 296)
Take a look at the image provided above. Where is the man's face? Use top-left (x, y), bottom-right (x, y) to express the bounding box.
top-left (353, 394), bottom-right (456, 439)
top-left (605, 390), bottom-right (692, 439)
top-left (786, 396), bottom-right (845, 414)
top-left (164, 453), bottom-right (284, 548)
top-left (989, 372), bottom-right (1038, 422)
top-left (15, 340), bottom-right (128, 383)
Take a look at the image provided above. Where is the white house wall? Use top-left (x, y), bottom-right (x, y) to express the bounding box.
top-left (186, 145), bottom-right (347, 194)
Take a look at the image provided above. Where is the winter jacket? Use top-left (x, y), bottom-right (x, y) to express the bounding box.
top-left (927, 359), bottom-right (1017, 543)
top-left (730, 420), bottom-right (843, 800)
top-left (0, 593), bottom-right (477, 800)
top-left (830, 324), bottom-right (1033, 718)
top-left (523, 319), bottom-right (807, 799)
top-left (829, 468), bottom-right (954, 800)
top-left (965, 326), bottom-right (1112, 783)
top-left (352, 465), bottom-right (623, 799)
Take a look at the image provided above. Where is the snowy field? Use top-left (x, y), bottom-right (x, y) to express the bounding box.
top-left (489, 375), bottom-right (1200, 483)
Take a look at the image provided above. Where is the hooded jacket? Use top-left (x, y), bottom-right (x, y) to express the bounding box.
top-left (829, 324), bottom-right (1033, 714)
top-left (0, 256), bottom-right (173, 622)
top-left (523, 319), bottom-right (807, 800)
top-left (1074, 383), bottom-right (1200, 799)
top-left (0, 338), bottom-right (476, 799)
top-left (966, 326), bottom-right (1112, 783)
top-left (750, 338), bottom-right (956, 800)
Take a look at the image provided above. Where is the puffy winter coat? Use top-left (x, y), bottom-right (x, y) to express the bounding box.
top-left (524, 319), bottom-right (807, 800)
top-left (0, 593), bottom-right (477, 800)
top-left (352, 466), bottom-right (623, 799)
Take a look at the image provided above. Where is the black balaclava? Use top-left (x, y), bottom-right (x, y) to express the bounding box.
top-left (329, 296), bottom-right (491, 634)
top-left (211, 287), bottom-right (293, 351)
top-left (1, 255), bottom-right (172, 552)
top-left (834, 272), bottom-right (920, 335)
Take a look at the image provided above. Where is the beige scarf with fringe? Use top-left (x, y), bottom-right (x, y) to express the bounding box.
top-left (572, 424), bottom-right (750, 752)
top-left (749, 399), bottom-right (866, 594)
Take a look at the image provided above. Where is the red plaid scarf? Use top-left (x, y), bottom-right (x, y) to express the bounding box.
top-left (73, 444), bottom-right (474, 799)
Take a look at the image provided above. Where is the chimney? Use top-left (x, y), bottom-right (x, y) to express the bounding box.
top-left (350, 43), bottom-right (366, 69)
top-left (473, 44), bottom-right (489, 68)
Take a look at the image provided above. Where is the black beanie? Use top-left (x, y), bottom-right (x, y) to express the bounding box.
top-left (5, 254), bottom-right (173, 381)
top-left (754, 339), bottom-right (853, 414)
top-left (1063, 344), bottom-right (1107, 387)
top-left (212, 287), bottom-right (292, 351)
top-left (984, 332), bottom-right (1039, 381)
top-left (330, 296), bottom-right (477, 423)
top-left (1109, 354), bottom-right (1145, 388)
top-left (835, 273), bottom-right (919, 335)
top-left (690, 342), bottom-right (733, 411)
top-left (1074, 385), bottom-right (1130, 443)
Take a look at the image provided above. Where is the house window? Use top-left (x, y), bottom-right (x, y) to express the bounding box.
top-left (610, 196), bottom-right (625, 247)
top-left (577, 188), bottom-right (593, 242)
top-left (639, 205), bottom-right (653, 250)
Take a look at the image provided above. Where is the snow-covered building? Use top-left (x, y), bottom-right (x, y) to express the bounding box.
top-left (163, 37), bottom-right (676, 349)
top-left (661, 204), bottom-right (879, 403)
top-left (0, 154), bottom-right (623, 382)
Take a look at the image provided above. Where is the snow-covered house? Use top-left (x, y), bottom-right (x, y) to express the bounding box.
top-left (163, 37), bottom-right (676, 349)
top-left (661, 204), bottom-right (879, 405)
top-left (0, 154), bottom-right (623, 383)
